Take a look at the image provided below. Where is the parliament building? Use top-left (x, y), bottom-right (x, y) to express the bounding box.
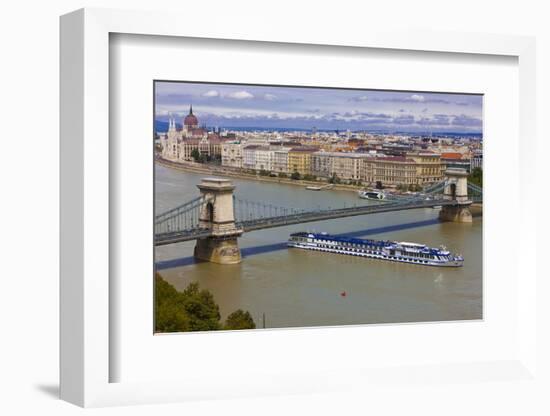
top-left (160, 106), bottom-right (224, 161)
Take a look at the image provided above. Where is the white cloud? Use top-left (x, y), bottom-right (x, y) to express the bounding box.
top-left (411, 94), bottom-right (425, 102)
top-left (264, 93), bottom-right (277, 101)
top-left (202, 90), bottom-right (219, 97)
top-left (226, 90), bottom-right (254, 100)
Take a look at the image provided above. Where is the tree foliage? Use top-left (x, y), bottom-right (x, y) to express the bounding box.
top-left (328, 173), bottom-right (341, 184)
top-left (408, 183), bottom-right (422, 192)
top-left (224, 309), bottom-right (256, 330)
top-left (155, 275), bottom-right (191, 332)
top-left (181, 282), bottom-right (221, 331)
top-left (155, 274), bottom-right (255, 333)
top-left (468, 167), bottom-right (483, 187)
top-left (290, 171), bottom-right (301, 180)
top-left (190, 148), bottom-right (201, 162)
top-left (396, 183), bottom-right (422, 192)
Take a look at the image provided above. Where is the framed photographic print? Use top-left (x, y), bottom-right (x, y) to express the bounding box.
top-left (153, 80), bottom-right (483, 333)
top-left (60, 8), bottom-right (538, 408)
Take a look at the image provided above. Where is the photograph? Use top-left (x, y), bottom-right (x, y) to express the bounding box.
top-left (153, 81), bottom-right (483, 333)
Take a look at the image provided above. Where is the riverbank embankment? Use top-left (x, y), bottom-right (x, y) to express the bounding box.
top-left (155, 157), bottom-right (363, 192)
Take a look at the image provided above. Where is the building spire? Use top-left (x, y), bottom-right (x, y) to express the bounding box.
top-left (189, 104), bottom-right (193, 115)
top-left (168, 113), bottom-right (175, 132)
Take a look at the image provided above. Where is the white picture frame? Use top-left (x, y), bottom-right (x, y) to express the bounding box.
top-left (60, 8), bottom-right (538, 407)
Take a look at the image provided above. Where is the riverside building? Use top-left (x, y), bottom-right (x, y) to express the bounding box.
top-left (364, 156), bottom-right (418, 187)
top-left (221, 141), bottom-right (244, 169)
top-left (273, 147), bottom-right (291, 174)
top-left (160, 106), bottom-right (226, 162)
top-left (406, 151), bottom-right (444, 184)
top-left (288, 146), bottom-right (319, 175)
top-left (311, 152), bottom-right (371, 181)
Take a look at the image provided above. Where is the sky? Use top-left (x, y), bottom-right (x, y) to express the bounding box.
top-left (155, 81), bottom-right (483, 134)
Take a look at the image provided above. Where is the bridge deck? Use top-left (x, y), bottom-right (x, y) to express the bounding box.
top-left (154, 198), bottom-right (470, 246)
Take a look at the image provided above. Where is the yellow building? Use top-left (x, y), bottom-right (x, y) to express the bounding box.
top-left (363, 156), bottom-right (417, 186)
top-left (288, 147), bottom-right (318, 175)
top-left (406, 151), bottom-right (444, 184)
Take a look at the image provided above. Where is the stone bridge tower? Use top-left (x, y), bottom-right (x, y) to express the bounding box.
top-left (194, 178), bottom-right (243, 264)
top-left (438, 168), bottom-right (473, 223)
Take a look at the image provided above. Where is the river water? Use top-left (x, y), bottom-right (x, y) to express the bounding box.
top-left (155, 164), bottom-right (482, 329)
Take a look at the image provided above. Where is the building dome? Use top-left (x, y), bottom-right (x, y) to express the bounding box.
top-left (183, 105), bottom-right (198, 127)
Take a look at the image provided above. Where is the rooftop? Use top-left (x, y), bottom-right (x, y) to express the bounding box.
top-left (441, 152), bottom-right (464, 160)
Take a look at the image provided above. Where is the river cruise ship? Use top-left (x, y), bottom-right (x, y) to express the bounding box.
top-left (288, 232), bottom-right (463, 267)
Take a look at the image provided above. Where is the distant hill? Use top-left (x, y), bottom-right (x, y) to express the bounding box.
top-left (155, 120), bottom-right (182, 133)
top-left (154, 119), bottom-right (482, 139)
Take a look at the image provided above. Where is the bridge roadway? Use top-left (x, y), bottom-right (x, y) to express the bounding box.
top-left (154, 198), bottom-right (464, 246)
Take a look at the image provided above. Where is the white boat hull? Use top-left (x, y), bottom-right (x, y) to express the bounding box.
top-left (287, 242), bottom-right (463, 267)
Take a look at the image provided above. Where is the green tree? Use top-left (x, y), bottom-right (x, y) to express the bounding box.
top-left (181, 282), bottom-right (221, 331)
top-left (259, 169), bottom-right (270, 176)
top-left (224, 309), bottom-right (256, 330)
top-left (290, 171), bottom-right (301, 180)
top-left (155, 274), bottom-right (256, 333)
top-left (155, 275), bottom-right (219, 332)
top-left (191, 148), bottom-right (201, 162)
top-left (155, 274), bottom-right (190, 332)
top-left (328, 173), bottom-right (340, 184)
top-left (375, 181), bottom-right (384, 190)
top-left (408, 183), bottom-right (422, 192)
top-left (278, 172), bottom-right (288, 178)
top-left (156, 299), bottom-right (191, 332)
top-left (468, 167), bottom-right (483, 187)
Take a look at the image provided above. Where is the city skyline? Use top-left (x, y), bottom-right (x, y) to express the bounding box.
top-left (155, 81), bottom-right (483, 134)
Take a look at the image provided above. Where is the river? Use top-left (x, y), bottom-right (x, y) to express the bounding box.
top-left (154, 163), bottom-right (482, 329)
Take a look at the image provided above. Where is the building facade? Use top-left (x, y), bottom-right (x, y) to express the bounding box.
top-left (160, 106), bottom-right (224, 162)
top-left (288, 147), bottom-right (318, 175)
top-left (221, 141), bottom-right (243, 169)
top-left (470, 152), bottom-right (483, 170)
top-left (242, 145), bottom-right (259, 170)
top-left (311, 152), bottom-right (333, 178)
top-left (364, 157), bottom-right (418, 186)
top-left (406, 151), bottom-right (444, 184)
top-left (273, 148), bottom-right (290, 174)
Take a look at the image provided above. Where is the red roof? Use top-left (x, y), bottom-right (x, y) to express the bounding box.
top-left (441, 152), bottom-right (463, 160)
top-left (189, 128), bottom-right (205, 137)
top-left (207, 133), bottom-right (221, 144)
top-left (375, 156), bottom-right (411, 162)
top-left (289, 146), bottom-right (319, 153)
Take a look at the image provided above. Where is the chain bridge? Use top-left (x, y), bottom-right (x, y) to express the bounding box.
top-left (155, 168), bottom-right (482, 264)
